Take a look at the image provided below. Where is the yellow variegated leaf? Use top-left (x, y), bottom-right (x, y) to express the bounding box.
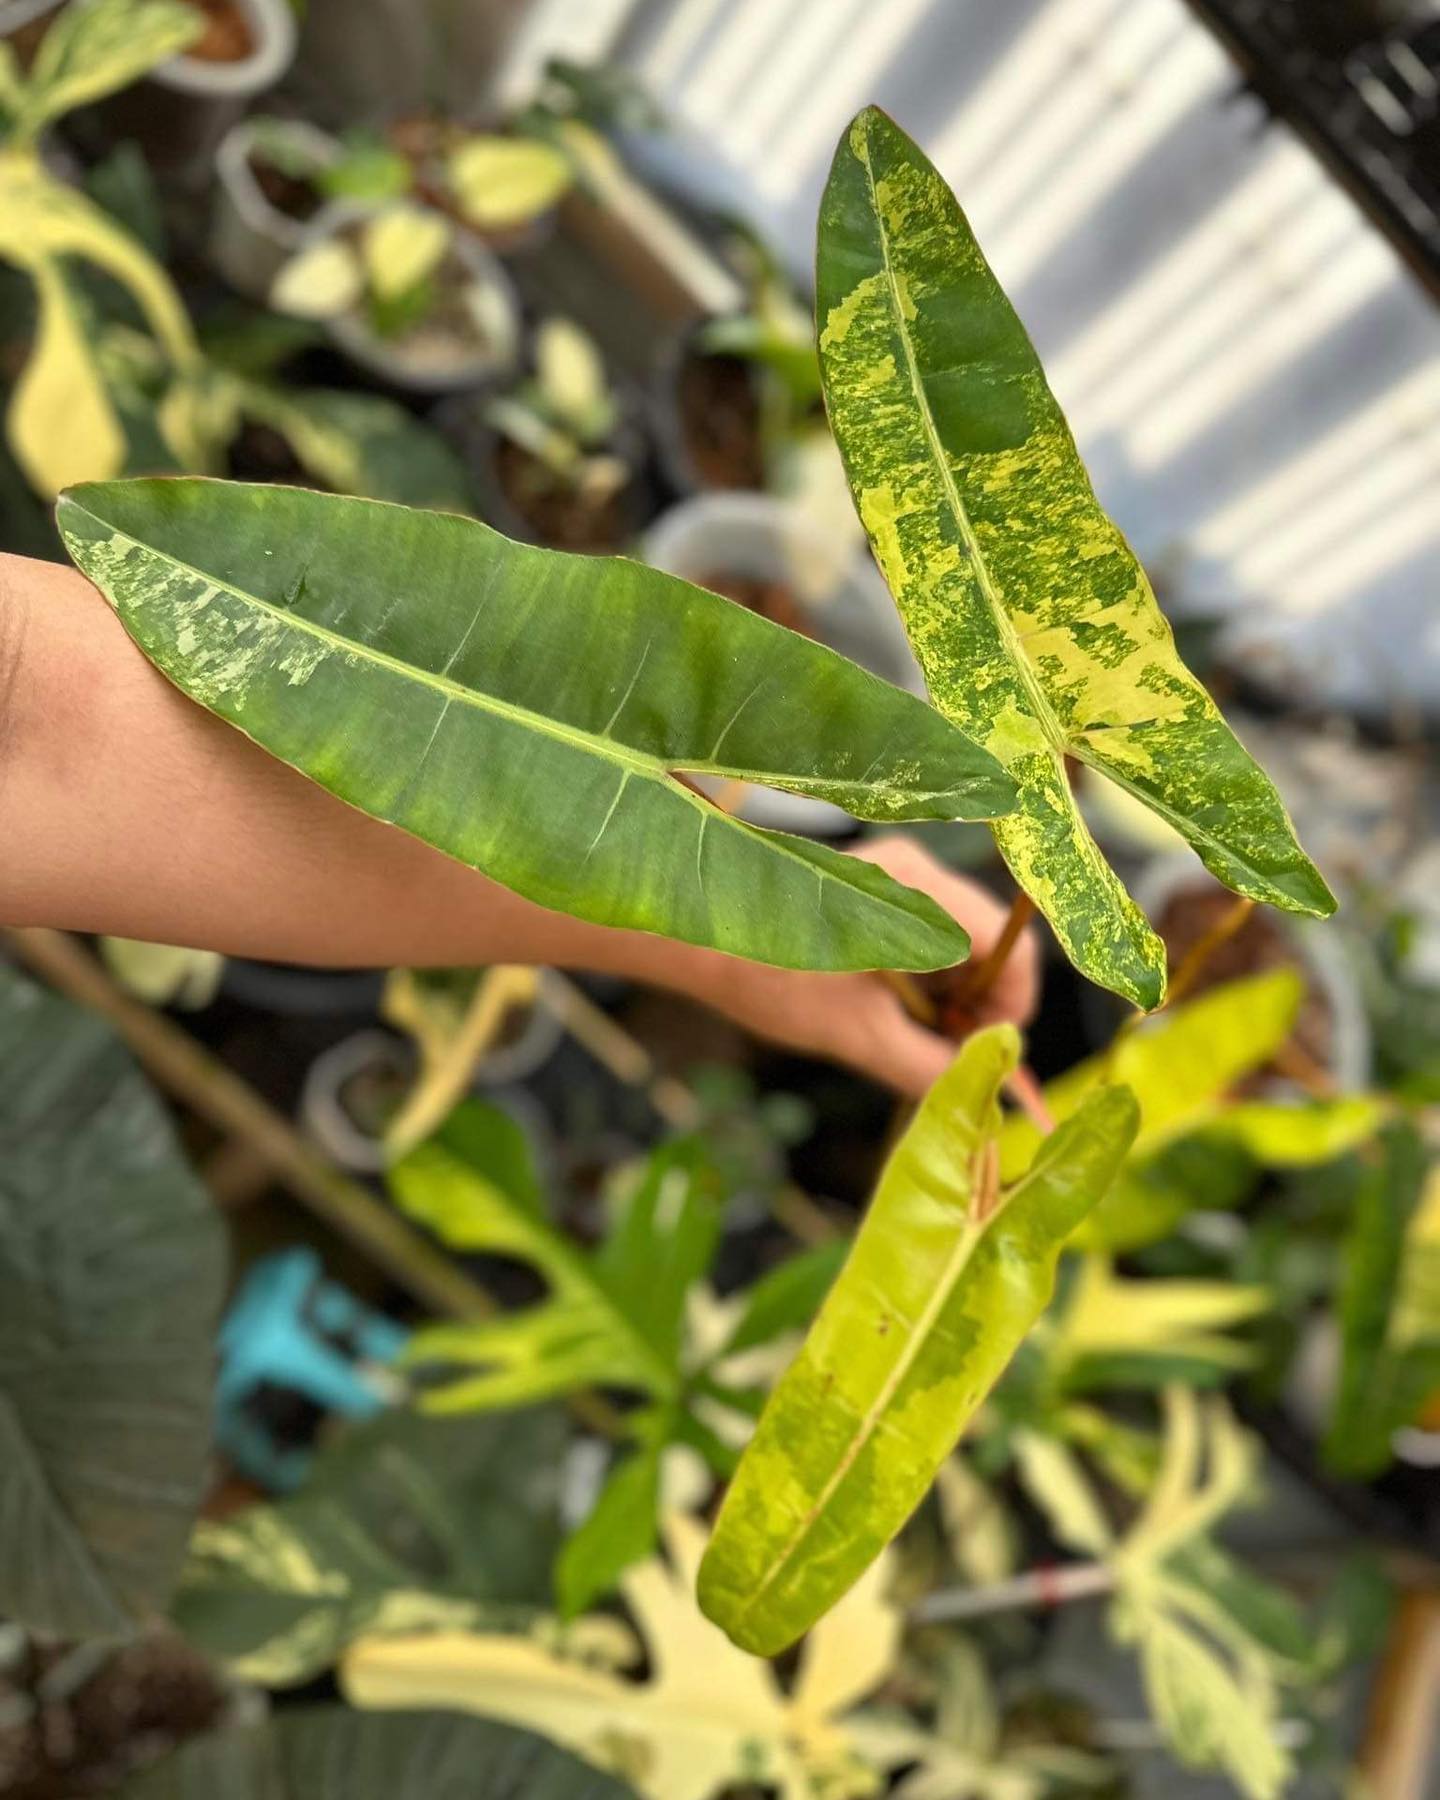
top-left (8, 257), bottom-right (125, 496)
top-left (1056, 1257), bottom-right (1271, 1380)
top-left (0, 153), bottom-right (197, 367)
top-left (934, 1456), bottom-right (1016, 1587)
top-left (449, 135), bottom-right (573, 229)
top-left (361, 205), bottom-right (451, 302)
top-left (699, 1027), bottom-right (1138, 1656)
top-left (271, 238), bottom-right (365, 319)
top-left (1129, 1607), bottom-right (1290, 1800)
top-left (1211, 1095), bottom-right (1387, 1164)
top-left (343, 1514), bottom-right (910, 1800)
top-left (0, 153), bottom-right (199, 496)
top-left (535, 316), bottom-right (614, 439)
top-left (816, 107), bottom-right (1333, 1009)
top-left (1000, 969), bottom-right (1304, 1184)
top-left (1012, 1430), bottom-right (1114, 1558)
top-left (11, 0), bottom-right (200, 142)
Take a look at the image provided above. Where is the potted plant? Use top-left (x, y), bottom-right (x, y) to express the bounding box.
top-left (271, 201), bottom-right (520, 396)
top-left (210, 113), bottom-right (342, 300)
top-left (444, 317), bottom-right (654, 553)
top-left (652, 231), bottom-right (825, 496)
top-left (258, 114), bottom-right (576, 254)
top-left (112, 0), bottom-right (298, 178)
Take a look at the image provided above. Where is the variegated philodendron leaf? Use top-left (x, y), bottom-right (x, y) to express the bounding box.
top-left (58, 479), bottom-right (1016, 972)
top-left (698, 1025), bottom-right (1139, 1655)
top-left (816, 106), bottom-right (1334, 1009)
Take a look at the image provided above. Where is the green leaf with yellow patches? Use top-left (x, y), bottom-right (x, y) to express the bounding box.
top-left (697, 1024), bottom-right (1138, 1655)
top-left (58, 478), bottom-right (1014, 972)
top-left (816, 107), bottom-right (1334, 1009)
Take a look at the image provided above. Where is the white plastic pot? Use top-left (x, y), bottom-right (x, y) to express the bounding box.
top-left (210, 116), bottom-right (341, 300)
top-left (299, 1029), bottom-right (412, 1176)
top-left (151, 0), bottom-right (296, 99)
top-left (643, 493), bottom-right (924, 837)
top-left (105, 0), bottom-right (297, 179)
top-left (311, 208), bottom-right (520, 396)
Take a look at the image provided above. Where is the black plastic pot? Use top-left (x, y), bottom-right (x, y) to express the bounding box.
top-left (220, 958), bottom-right (386, 1021)
top-left (650, 323), bottom-right (765, 498)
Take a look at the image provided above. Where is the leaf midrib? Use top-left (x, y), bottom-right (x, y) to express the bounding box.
top-left (75, 503), bottom-right (974, 817)
top-left (859, 120), bottom-right (1068, 767)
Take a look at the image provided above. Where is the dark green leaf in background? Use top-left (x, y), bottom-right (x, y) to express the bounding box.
top-left (0, 961), bottom-right (225, 1638)
top-left (120, 1707), bottom-right (636, 1799)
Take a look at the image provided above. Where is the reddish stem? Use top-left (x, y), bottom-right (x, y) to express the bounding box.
top-left (959, 891), bottom-right (1037, 1009)
top-left (1005, 1064), bottom-right (1054, 1134)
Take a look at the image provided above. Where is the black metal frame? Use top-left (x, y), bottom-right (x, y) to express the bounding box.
top-left (1183, 0), bottom-right (1440, 299)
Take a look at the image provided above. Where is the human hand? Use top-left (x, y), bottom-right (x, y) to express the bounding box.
top-left (673, 834), bottom-right (1040, 1098)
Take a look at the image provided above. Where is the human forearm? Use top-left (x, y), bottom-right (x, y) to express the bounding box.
top-left (0, 550), bottom-right (1037, 1095)
top-left (0, 550), bottom-right (698, 973)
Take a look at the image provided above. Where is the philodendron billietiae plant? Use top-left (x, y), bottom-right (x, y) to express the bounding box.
top-left (51, 102), bottom-right (1330, 1675)
top-left (815, 107), bottom-right (1333, 1011)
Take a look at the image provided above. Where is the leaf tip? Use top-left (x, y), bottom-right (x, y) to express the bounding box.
top-left (1096, 1080), bottom-right (1142, 1150)
top-left (1283, 861), bottom-right (1339, 920)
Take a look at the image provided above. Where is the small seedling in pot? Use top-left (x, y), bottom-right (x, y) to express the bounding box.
top-left (270, 202), bottom-right (518, 383)
top-left (302, 115), bottom-right (575, 244)
top-left (668, 226), bottom-right (827, 495)
top-left (243, 116), bottom-right (331, 225)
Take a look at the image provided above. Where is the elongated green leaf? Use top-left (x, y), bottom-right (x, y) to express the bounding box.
top-left (1325, 1124), bottom-right (1428, 1476)
top-left (58, 477), bottom-right (1015, 971)
top-left (120, 1706), bottom-right (635, 1800)
top-left (395, 1114), bottom-right (719, 1412)
top-left (697, 1025), bottom-right (1138, 1654)
top-left (0, 963), bottom-right (225, 1639)
top-left (816, 107), bottom-right (1333, 1009)
top-left (554, 1441), bottom-right (662, 1621)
